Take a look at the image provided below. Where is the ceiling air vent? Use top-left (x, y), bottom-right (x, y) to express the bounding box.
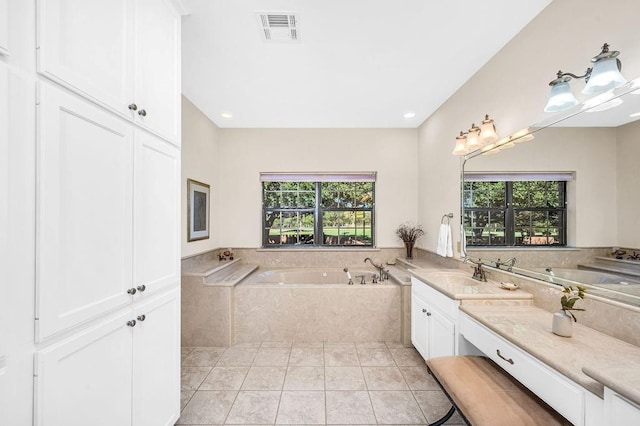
top-left (256, 12), bottom-right (299, 42)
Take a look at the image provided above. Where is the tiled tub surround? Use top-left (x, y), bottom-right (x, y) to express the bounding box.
top-left (182, 250), bottom-right (420, 347)
top-left (178, 342), bottom-right (465, 425)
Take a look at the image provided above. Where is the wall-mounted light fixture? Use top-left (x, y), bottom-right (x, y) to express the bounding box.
top-left (452, 115), bottom-right (498, 156)
top-left (544, 43), bottom-right (627, 112)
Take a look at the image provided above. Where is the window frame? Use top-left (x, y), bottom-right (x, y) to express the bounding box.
top-left (261, 172), bottom-right (376, 248)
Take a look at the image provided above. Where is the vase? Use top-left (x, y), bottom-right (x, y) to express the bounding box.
top-left (552, 310), bottom-right (573, 337)
top-left (404, 241), bottom-right (414, 260)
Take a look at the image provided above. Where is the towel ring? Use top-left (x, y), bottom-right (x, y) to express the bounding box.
top-left (441, 213), bottom-right (454, 224)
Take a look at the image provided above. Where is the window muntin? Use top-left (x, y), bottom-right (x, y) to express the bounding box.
top-left (262, 180), bottom-right (374, 247)
top-left (463, 180), bottom-right (566, 247)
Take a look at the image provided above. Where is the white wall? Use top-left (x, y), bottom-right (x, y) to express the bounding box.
top-left (217, 128), bottom-right (419, 248)
top-left (181, 95), bottom-right (221, 257)
top-left (617, 120), bottom-right (640, 248)
top-left (418, 0), bottom-right (640, 254)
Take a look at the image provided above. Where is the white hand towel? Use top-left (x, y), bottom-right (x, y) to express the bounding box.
top-left (437, 223), bottom-right (454, 258)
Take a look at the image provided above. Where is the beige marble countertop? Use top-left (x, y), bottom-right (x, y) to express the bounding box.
top-left (410, 268), bottom-right (534, 300)
top-left (460, 303), bottom-right (640, 401)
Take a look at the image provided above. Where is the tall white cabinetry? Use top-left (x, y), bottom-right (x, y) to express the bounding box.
top-left (33, 1), bottom-right (183, 425)
top-left (0, 0), bottom-right (8, 55)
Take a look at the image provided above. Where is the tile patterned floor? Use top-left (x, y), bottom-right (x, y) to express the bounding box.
top-left (177, 342), bottom-right (465, 425)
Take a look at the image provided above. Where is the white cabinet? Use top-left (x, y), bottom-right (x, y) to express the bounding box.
top-left (37, 0), bottom-right (181, 143)
top-left (132, 290), bottom-right (180, 426)
top-left (411, 277), bottom-right (456, 360)
top-left (37, 83), bottom-right (180, 338)
top-left (604, 388), bottom-right (640, 425)
top-left (36, 82), bottom-right (134, 340)
top-left (0, 59), bottom-right (8, 422)
top-left (0, 0), bottom-right (8, 55)
top-left (35, 289), bottom-right (180, 426)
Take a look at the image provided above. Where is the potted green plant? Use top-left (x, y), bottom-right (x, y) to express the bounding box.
top-left (552, 285), bottom-right (586, 337)
top-left (395, 222), bottom-right (425, 259)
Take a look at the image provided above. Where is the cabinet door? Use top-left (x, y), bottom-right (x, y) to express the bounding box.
top-left (134, 129), bottom-right (180, 295)
top-left (0, 0), bottom-right (8, 55)
top-left (428, 309), bottom-right (455, 359)
top-left (0, 60), bottom-right (7, 423)
top-left (36, 83), bottom-right (134, 340)
top-left (34, 310), bottom-right (133, 426)
top-left (37, 0), bottom-right (134, 115)
top-left (411, 292), bottom-right (429, 359)
top-left (134, 0), bottom-right (181, 143)
top-left (605, 388), bottom-right (640, 425)
top-left (132, 289), bottom-right (180, 426)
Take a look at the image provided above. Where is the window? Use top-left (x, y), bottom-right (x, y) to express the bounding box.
top-left (463, 173), bottom-right (570, 247)
top-left (261, 173), bottom-right (375, 247)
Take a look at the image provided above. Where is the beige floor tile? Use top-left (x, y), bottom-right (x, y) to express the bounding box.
top-left (413, 390), bottom-right (465, 425)
top-left (181, 347), bottom-right (196, 361)
top-left (325, 347), bottom-right (360, 366)
top-left (200, 367), bottom-right (249, 391)
top-left (283, 366), bottom-right (324, 390)
top-left (355, 342), bottom-right (388, 349)
top-left (385, 341), bottom-right (406, 349)
top-left (176, 390), bottom-right (236, 424)
top-left (362, 366), bottom-right (409, 390)
top-left (324, 342), bottom-right (356, 348)
top-left (225, 390), bottom-right (281, 424)
top-left (369, 391), bottom-right (426, 424)
top-left (276, 391), bottom-right (325, 424)
top-left (253, 347), bottom-right (291, 367)
top-left (389, 347), bottom-right (425, 366)
top-left (325, 367), bottom-right (367, 391)
top-left (182, 347), bottom-right (226, 367)
top-left (357, 348), bottom-right (396, 366)
top-left (325, 390), bottom-right (376, 424)
top-left (180, 390), bottom-right (195, 411)
top-left (217, 347), bottom-right (258, 367)
top-left (241, 366), bottom-right (286, 390)
top-left (232, 342), bottom-right (262, 348)
top-left (289, 347), bottom-right (324, 366)
top-left (399, 366), bottom-right (441, 391)
top-left (181, 366), bottom-right (212, 390)
top-left (292, 341), bottom-right (324, 348)
top-left (261, 341), bottom-right (293, 348)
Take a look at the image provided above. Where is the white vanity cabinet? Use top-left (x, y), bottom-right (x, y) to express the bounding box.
top-left (37, 0), bottom-right (181, 144)
top-left (35, 288), bottom-right (180, 426)
top-left (411, 277), bottom-right (457, 360)
top-left (604, 388), bottom-right (640, 425)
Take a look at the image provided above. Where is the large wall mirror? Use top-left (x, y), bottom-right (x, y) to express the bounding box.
top-left (462, 78), bottom-right (640, 307)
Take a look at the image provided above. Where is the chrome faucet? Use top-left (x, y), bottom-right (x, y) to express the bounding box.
top-left (464, 256), bottom-right (487, 282)
top-left (364, 257), bottom-right (387, 282)
top-left (495, 257), bottom-right (517, 272)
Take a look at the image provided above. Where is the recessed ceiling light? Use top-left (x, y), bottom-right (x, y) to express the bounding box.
top-left (221, 113), bottom-right (233, 119)
top-left (403, 112), bottom-right (416, 119)
top-left (630, 112), bottom-right (640, 118)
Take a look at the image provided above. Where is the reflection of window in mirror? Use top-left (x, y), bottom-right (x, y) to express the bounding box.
top-left (463, 174), bottom-right (568, 247)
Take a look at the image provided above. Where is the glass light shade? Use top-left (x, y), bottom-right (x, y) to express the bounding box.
top-left (582, 58), bottom-right (627, 95)
top-left (452, 132), bottom-right (468, 155)
top-left (479, 116), bottom-right (498, 145)
top-left (465, 125), bottom-right (481, 150)
top-left (511, 128), bottom-right (534, 143)
top-left (544, 81), bottom-right (579, 112)
top-left (480, 143), bottom-right (500, 155)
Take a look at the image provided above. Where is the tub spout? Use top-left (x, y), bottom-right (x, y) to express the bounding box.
top-left (364, 257), bottom-right (386, 282)
top-left (344, 267), bottom-right (353, 285)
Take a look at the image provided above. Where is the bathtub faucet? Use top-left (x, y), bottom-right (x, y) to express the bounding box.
top-left (364, 257), bottom-right (387, 282)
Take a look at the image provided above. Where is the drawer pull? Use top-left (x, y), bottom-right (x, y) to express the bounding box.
top-left (496, 349), bottom-right (514, 365)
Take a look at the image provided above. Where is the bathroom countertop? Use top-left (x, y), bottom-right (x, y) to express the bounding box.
top-left (460, 303), bottom-right (640, 402)
top-left (410, 268), bottom-right (534, 300)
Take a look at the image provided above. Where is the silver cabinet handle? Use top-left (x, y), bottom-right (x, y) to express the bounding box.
top-left (127, 287), bottom-right (137, 295)
top-left (496, 349), bottom-right (514, 365)
top-left (128, 103), bottom-right (138, 111)
top-left (422, 308), bottom-right (427, 313)
top-left (138, 109), bottom-right (147, 117)
top-left (137, 314), bottom-right (146, 322)
top-left (127, 320), bottom-right (137, 327)
top-left (426, 312), bottom-right (432, 316)
top-left (136, 284), bottom-right (146, 292)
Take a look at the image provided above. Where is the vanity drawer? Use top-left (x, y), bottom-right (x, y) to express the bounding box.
top-left (411, 277), bottom-right (458, 319)
top-left (459, 312), bottom-right (584, 425)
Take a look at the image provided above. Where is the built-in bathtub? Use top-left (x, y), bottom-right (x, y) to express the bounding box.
top-left (234, 267), bottom-right (403, 343)
top-left (534, 268), bottom-right (640, 285)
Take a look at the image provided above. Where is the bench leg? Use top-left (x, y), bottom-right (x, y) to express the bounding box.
top-left (429, 405), bottom-right (456, 426)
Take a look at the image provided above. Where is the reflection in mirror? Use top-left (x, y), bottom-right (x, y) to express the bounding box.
top-left (461, 78), bottom-right (640, 307)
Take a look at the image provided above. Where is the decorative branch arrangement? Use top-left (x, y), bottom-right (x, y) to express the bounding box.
top-left (560, 285), bottom-right (587, 322)
top-left (395, 223), bottom-right (425, 243)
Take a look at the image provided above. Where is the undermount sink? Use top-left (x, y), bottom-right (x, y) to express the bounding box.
top-left (424, 271), bottom-right (481, 287)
